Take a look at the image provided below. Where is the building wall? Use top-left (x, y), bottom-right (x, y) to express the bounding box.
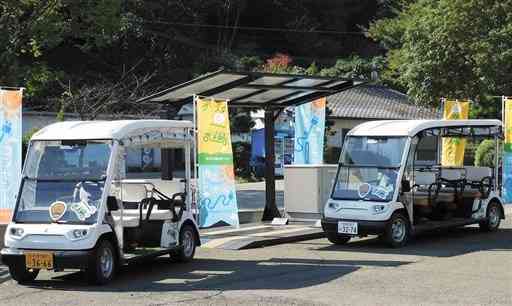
top-left (22, 112), bottom-right (79, 136)
top-left (327, 118), bottom-right (367, 148)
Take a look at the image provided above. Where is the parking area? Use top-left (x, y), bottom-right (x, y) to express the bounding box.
top-left (0, 218), bottom-right (510, 306)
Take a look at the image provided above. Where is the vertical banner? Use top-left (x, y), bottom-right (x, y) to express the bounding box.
top-left (0, 89), bottom-right (22, 223)
top-left (196, 97), bottom-right (239, 228)
top-left (293, 97), bottom-right (326, 164)
top-left (502, 97), bottom-right (512, 202)
top-left (441, 99), bottom-right (470, 166)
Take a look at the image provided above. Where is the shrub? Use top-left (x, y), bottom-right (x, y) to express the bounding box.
top-left (474, 139), bottom-right (498, 168)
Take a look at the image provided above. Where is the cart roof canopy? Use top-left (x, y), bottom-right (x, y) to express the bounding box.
top-left (32, 120), bottom-right (193, 141)
top-left (349, 119), bottom-right (502, 137)
top-left (138, 70), bottom-right (359, 108)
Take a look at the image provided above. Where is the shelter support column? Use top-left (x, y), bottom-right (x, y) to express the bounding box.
top-left (263, 108), bottom-right (281, 220)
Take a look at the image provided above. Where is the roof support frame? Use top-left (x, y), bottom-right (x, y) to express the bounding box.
top-left (138, 70), bottom-right (362, 223)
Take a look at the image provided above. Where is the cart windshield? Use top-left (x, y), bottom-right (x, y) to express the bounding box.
top-left (332, 136), bottom-right (406, 202)
top-left (14, 140), bottom-right (112, 224)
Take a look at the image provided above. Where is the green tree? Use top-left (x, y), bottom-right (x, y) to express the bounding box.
top-left (369, 0), bottom-right (512, 106)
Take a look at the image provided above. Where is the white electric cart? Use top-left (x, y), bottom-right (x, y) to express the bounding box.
top-left (1, 120), bottom-right (200, 284)
top-left (322, 119), bottom-right (505, 247)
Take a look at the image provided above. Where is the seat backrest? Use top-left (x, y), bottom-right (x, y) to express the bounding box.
top-left (440, 168), bottom-right (465, 181)
top-left (413, 171), bottom-right (436, 186)
top-left (465, 166), bottom-right (492, 182)
top-left (121, 179), bottom-right (184, 204)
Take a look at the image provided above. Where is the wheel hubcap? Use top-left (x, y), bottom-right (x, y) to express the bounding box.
top-left (489, 206), bottom-right (499, 228)
top-left (100, 247), bottom-right (113, 278)
top-left (183, 230), bottom-right (194, 257)
top-left (391, 219), bottom-right (406, 242)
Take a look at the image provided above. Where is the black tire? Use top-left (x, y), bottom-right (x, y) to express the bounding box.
top-left (383, 212), bottom-right (410, 248)
top-left (86, 239), bottom-right (117, 285)
top-left (479, 202), bottom-right (501, 232)
top-left (8, 265), bottom-right (39, 284)
top-left (170, 224), bottom-right (197, 263)
top-left (326, 232), bottom-right (351, 245)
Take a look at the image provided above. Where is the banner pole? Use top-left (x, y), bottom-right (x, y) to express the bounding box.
top-left (501, 96), bottom-right (506, 197)
top-left (437, 97), bottom-right (445, 164)
top-left (192, 94), bottom-right (198, 211)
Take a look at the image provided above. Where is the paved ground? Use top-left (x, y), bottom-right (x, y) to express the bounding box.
top-left (236, 180), bottom-right (284, 211)
top-left (1, 218), bottom-right (510, 306)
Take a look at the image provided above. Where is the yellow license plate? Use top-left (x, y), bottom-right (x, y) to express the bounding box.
top-left (25, 252), bottom-right (54, 269)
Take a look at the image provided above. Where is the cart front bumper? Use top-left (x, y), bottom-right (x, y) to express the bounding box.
top-left (1, 247), bottom-right (93, 270)
top-left (321, 217), bottom-right (388, 236)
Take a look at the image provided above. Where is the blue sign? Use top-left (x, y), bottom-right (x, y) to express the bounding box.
top-left (0, 89), bottom-right (22, 222)
top-left (294, 99), bottom-right (326, 164)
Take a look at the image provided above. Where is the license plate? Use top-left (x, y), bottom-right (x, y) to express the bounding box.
top-left (338, 221), bottom-right (358, 235)
top-left (25, 252), bottom-right (54, 269)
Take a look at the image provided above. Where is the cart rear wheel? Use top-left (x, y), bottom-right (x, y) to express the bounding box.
top-left (326, 232), bottom-right (351, 245)
top-left (170, 224), bottom-right (197, 262)
top-left (86, 239), bottom-right (116, 285)
top-left (9, 265), bottom-right (39, 284)
top-left (479, 202), bottom-right (501, 232)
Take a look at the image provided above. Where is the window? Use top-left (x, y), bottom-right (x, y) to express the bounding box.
top-left (126, 148), bottom-right (162, 178)
top-left (415, 136), bottom-right (437, 166)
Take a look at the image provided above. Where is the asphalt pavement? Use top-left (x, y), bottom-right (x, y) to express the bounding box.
top-left (236, 180), bottom-right (284, 211)
top-left (1, 218), bottom-right (510, 306)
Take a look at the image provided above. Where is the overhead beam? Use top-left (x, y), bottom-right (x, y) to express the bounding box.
top-left (239, 84), bottom-right (347, 92)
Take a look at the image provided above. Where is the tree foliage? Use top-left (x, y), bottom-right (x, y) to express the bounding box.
top-left (0, 1), bottom-right (382, 115)
top-left (369, 0), bottom-right (512, 108)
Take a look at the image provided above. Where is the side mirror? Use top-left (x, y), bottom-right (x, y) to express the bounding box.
top-left (401, 180), bottom-right (411, 193)
top-left (107, 196), bottom-right (119, 211)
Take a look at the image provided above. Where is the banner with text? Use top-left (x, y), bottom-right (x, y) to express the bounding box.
top-left (441, 100), bottom-right (470, 167)
top-left (503, 98), bottom-right (512, 202)
top-left (0, 89), bottom-right (22, 223)
top-left (293, 98), bottom-right (326, 164)
top-left (196, 97), bottom-right (239, 228)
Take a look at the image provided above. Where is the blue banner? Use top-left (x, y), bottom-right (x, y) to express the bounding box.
top-left (294, 98), bottom-right (326, 164)
top-left (198, 165), bottom-right (239, 227)
top-left (503, 153), bottom-right (512, 202)
top-left (503, 98), bottom-right (512, 202)
top-left (0, 89), bottom-right (22, 222)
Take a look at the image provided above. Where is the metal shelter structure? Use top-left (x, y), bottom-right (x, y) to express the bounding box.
top-left (138, 69), bottom-right (361, 221)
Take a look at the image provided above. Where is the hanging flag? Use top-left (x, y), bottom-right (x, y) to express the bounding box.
top-left (441, 99), bottom-right (470, 166)
top-left (196, 97), bottom-right (239, 228)
top-left (502, 97), bottom-right (512, 202)
top-left (293, 97), bottom-right (326, 164)
top-left (0, 88), bottom-right (22, 223)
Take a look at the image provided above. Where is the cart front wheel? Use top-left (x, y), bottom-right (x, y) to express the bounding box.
top-left (9, 265), bottom-right (39, 284)
top-left (87, 239), bottom-right (116, 285)
top-left (384, 212), bottom-right (410, 248)
top-left (171, 224), bottom-right (197, 262)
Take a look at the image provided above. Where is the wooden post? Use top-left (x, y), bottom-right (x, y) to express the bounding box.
top-left (262, 108), bottom-right (281, 220)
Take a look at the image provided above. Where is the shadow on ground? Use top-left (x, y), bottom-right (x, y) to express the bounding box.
top-left (20, 256), bottom-right (412, 291)
top-left (236, 190), bottom-right (284, 210)
top-left (315, 226), bottom-right (512, 257)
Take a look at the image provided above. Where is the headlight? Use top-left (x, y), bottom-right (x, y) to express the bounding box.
top-left (372, 204), bottom-right (387, 214)
top-left (71, 229), bottom-right (88, 240)
top-left (9, 227), bottom-right (24, 238)
top-left (328, 202), bottom-right (341, 210)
